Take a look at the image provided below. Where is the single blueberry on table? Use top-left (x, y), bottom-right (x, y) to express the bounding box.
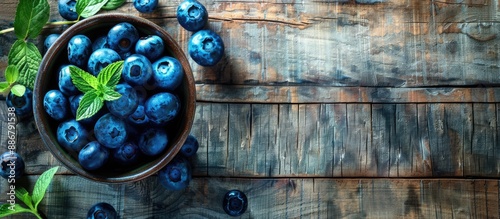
top-left (78, 141), bottom-right (110, 171)
top-left (135, 35), bottom-right (164, 62)
top-left (188, 29), bottom-right (225, 66)
top-left (158, 156), bottom-right (192, 191)
top-left (58, 0), bottom-right (78, 21)
top-left (68, 34), bottom-right (93, 68)
top-left (43, 90), bottom-right (70, 121)
top-left (138, 128), bottom-right (168, 156)
top-left (87, 48), bottom-right (122, 76)
top-left (134, 0), bottom-right (159, 13)
top-left (58, 65), bottom-right (80, 96)
top-left (223, 190), bottom-right (248, 217)
top-left (122, 54), bottom-right (153, 86)
top-left (94, 113), bottom-right (129, 149)
top-left (57, 119), bottom-right (89, 153)
top-left (152, 56), bottom-right (184, 91)
top-left (177, 0), bottom-right (208, 32)
top-left (106, 83), bottom-right (140, 118)
top-left (145, 92), bottom-right (180, 126)
top-left (107, 22), bottom-right (140, 54)
top-left (6, 88), bottom-right (33, 119)
top-left (44, 33), bottom-right (60, 54)
top-left (0, 152), bottom-right (25, 180)
top-left (112, 141), bottom-right (141, 166)
top-left (87, 202), bottom-right (118, 219)
top-left (180, 135), bottom-right (199, 158)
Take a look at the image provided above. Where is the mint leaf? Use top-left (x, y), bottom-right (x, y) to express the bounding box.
top-left (76, 91), bottom-right (104, 121)
top-left (102, 87), bottom-right (122, 101)
top-left (11, 84), bottom-right (26, 97)
top-left (8, 40), bottom-right (42, 89)
top-left (76, 0), bottom-right (109, 18)
top-left (14, 0), bottom-right (50, 39)
top-left (97, 60), bottom-right (123, 87)
top-left (32, 166), bottom-right (59, 210)
top-left (15, 187), bottom-right (33, 210)
top-left (0, 203), bottom-right (33, 217)
top-left (0, 82), bottom-right (10, 92)
top-left (69, 66), bottom-right (99, 93)
top-left (5, 65), bottom-right (19, 84)
top-left (102, 0), bottom-right (126, 10)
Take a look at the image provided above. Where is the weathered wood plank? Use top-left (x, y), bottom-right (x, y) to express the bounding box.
top-left (276, 104), bottom-right (300, 176)
top-left (342, 104), bottom-right (373, 177)
top-left (372, 104), bottom-right (396, 177)
top-left (2, 176), bottom-right (499, 218)
top-left (249, 104), bottom-right (279, 177)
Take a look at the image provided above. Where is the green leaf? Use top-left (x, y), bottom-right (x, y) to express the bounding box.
top-left (15, 187), bottom-right (33, 210)
top-left (102, 0), bottom-right (126, 10)
top-left (32, 166), bottom-right (59, 210)
top-left (0, 82), bottom-right (10, 92)
top-left (0, 203), bottom-right (33, 217)
top-left (11, 84), bottom-right (26, 97)
top-left (14, 0), bottom-right (50, 39)
top-left (76, 0), bottom-right (109, 18)
top-left (5, 65), bottom-right (19, 84)
top-left (97, 60), bottom-right (123, 87)
top-left (76, 91), bottom-right (104, 121)
top-left (69, 65), bottom-right (99, 93)
top-left (102, 87), bottom-right (122, 101)
top-left (8, 40), bottom-right (42, 89)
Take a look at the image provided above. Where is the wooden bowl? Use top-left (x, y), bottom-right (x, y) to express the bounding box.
top-left (33, 13), bottom-right (196, 183)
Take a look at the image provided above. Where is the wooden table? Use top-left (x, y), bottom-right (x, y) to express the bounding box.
top-left (2, 0), bottom-right (500, 218)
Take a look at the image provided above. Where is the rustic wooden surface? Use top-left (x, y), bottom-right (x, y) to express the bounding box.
top-left (2, 0), bottom-right (500, 218)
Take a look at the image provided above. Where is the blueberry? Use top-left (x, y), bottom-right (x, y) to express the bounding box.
top-left (106, 83), bottom-right (139, 118)
top-left (112, 141), bottom-right (140, 166)
top-left (133, 0), bottom-right (159, 13)
top-left (188, 29), bottom-right (225, 66)
top-left (122, 54), bottom-right (153, 86)
top-left (57, 119), bottom-right (89, 153)
top-left (87, 202), bottom-right (118, 219)
top-left (6, 88), bottom-right (33, 118)
top-left (43, 90), bottom-right (70, 121)
top-left (180, 135), bottom-right (199, 158)
top-left (78, 141), bottom-right (109, 171)
top-left (138, 128), bottom-right (168, 156)
top-left (135, 35), bottom-right (164, 62)
top-left (223, 190), bottom-right (248, 217)
top-left (68, 34), bottom-right (93, 68)
top-left (158, 156), bottom-right (191, 190)
top-left (94, 113), bottom-right (128, 149)
top-left (87, 48), bottom-right (122, 76)
top-left (58, 65), bottom-right (80, 96)
top-left (58, 0), bottom-right (78, 21)
top-left (151, 56), bottom-right (184, 91)
top-left (92, 35), bottom-right (109, 52)
top-left (0, 152), bottom-right (25, 180)
top-left (177, 0), bottom-right (208, 32)
top-left (107, 22), bottom-right (139, 54)
top-left (128, 104), bottom-right (149, 127)
top-left (145, 92), bottom-right (180, 126)
top-left (44, 33), bottom-right (60, 54)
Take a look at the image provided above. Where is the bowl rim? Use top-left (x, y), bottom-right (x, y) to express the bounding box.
top-left (33, 13), bottom-right (196, 183)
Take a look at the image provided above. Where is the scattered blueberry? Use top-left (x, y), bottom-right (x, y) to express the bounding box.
top-left (87, 202), bottom-right (118, 219)
top-left (145, 92), bottom-right (180, 126)
top-left (107, 22), bottom-right (140, 54)
top-left (43, 90), bottom-right (70, 121)
top-left (135, 35), bottom-right (164, 62)
top-left (188, 29), bottom-right (224, 66)
top-left (58, 65), bottom-right (80, 96)
top-left (158, 156), bottom-right (191, 190)
top-left (106, 83), bottom-right (139, 118)
top-left (44, 33), bottom-right (60, 54)
top-left (94, 113), bottom-right (128, 149)
top-left (137, 128), bottom-right (168, 156)
top-left (58, 0), bottom-right (78, 21)
top-left (0, 152), bottom-right (25, 180)
top-left (223, 190), bottom-right (248, 217)
top-left (112, 141), bottom-right (140, 166)
top-left (133, 0), bottom-right (159, 13)
top-left (6, 88), bottom-right (33, 119)
top-left (68, 34), bottom-right (93, 68)
top-left (180, 135), bottom-right (199, 158)
top-left (87, 48), bottom-right (122, 76)
top-left (151, 56), bottom-right (184, 91)
top-left (122, 54), bottom-right (153, 86)
top-left (177, 0), bottom-right (208, 32)
top-left (57, 119), bottom-right (89, 153)
top-left (79, 141), bottom-right (110, 171)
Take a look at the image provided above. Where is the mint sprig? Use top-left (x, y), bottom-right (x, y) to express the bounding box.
top-left (70, 61), bottom-right (124, 121)
top-left (0, 166), bottom-right (59, 219)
